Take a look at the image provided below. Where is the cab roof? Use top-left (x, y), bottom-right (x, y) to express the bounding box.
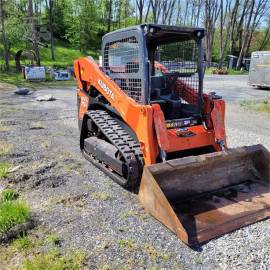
top-left (103, 24), bottom-right (205, 44)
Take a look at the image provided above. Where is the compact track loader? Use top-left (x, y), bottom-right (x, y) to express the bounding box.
top-left (74, 24), bottom-right (270, 246)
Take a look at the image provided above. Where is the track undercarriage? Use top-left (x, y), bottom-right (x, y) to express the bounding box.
top-left (82, 110), bottom-right (143, 188)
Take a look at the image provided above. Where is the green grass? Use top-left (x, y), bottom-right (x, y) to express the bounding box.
top-left (0, 40), bottom-right (98, 88)
top-left (0, 163), bottom-right (11, 179)
top-left (0, 39), bottom-right (98, 69)
top-left (204, 68), bottom-right (215, 75)
top-left (240, 98), bottom-right (270, 114)
top-left (0, 199), bottom-right (30, 233)
top-left (0, 141), bottom-right (13, 156)
top-left (0, 224), bottom-right (87, 269)
top-left (118, 239), bottom-right (136, 251)
top-left (205, 67), bottom-right (248, 75)
top-left (120, 210), bottom-right (137, 219)
top-left (47, 233), bottom-right (61, 246)
top-left (228, 69), bottom-right (248, 75)
top-left (1, 189), bottom-right (19, 201)
top-left (143, 244), bottom-right (170, 261)
top-left (0, 72), bottom-right (76, 88)
top-left (39, 43), bottom-right (98, 67)
top-left (23, 249), bottom-right (87, 270)
top-left (12, 233), bottom-right (34, 251)
top-left (92, 192), bottom-right (110, 201)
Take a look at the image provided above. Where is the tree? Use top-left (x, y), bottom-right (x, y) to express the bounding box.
top-left (0, 0), bottom-right (9, 71)
top-left (107, 0), bottom-right (113, 32)
top-left (258, 20), bottom-right (270, 50)
top-left (150, 0), bottom-right (161, 24)
top-left (65, 0), bottom-right (100, 51)
top-left (45, 0), bottom-right (55, 61)
top-left (236, 0), bottom-right (269, 68)
top-left (0, 0), bottom-right (269, 73)
top-left (136, 0), bottom-right (145, 24)
top-left (204, 0), bottom-right (221, 66)
top-left (28, 0), bottom-right (40, 65)
top-left (218, 0), bottom-right (232, 68)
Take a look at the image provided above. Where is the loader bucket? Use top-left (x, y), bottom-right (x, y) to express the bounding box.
top-left (139, 144), bottom-right (270, 246)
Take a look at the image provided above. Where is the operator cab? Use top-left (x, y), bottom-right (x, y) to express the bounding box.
top-left (145, 24), bottom-right (204, 121)
top-left (102, 24), bottom-right (205, 124)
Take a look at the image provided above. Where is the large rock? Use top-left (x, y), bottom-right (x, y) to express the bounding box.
top-left (14, 87), bottom-right (32, 95)
top-left (36, 94), bottom-right (56, 101)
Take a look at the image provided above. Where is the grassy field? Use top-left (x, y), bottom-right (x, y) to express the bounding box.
top-left (0, 40), bottom-right (98, 69)
top-left (0, 72), bottom-right (76, 88)
top-left (39, 42), bottom-right (98, 68)
top-left (0, 40), bottom-right (98, 88)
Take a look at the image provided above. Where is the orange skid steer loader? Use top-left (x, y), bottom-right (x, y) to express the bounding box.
top-left (74, 24), bottom-right (270, 246)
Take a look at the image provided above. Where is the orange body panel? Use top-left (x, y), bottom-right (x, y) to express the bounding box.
top-left (152, 104), bottom-right (170, 151)
top-left (74, 57), bottom-right (226, 165)
top-left (211, 99), bottom-right (226, 144)
top-left (74, 57), bottom-right (159, 164)
top-left (167, 125), bottom-right (218, 152)
top-left (77, 89), bottom-right (89, 120)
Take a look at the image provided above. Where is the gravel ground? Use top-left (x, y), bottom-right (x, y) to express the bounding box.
top-left (204, 74), bottom-right (270, 102)
top-left (0, 75), bottom-right (269, 269)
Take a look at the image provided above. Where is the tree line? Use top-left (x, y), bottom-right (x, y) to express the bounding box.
top-left (0, 0), bottom-right (269, 72)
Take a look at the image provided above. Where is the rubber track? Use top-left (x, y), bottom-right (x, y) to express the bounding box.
top-left (88, 110), bottom-right (143, 186)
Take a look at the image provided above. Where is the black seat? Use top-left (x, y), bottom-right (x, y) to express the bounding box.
top-left (150, 76), bottom-right (182, 119)
top-left (160, 94), bottom-right (182, 119)
top-left (151, 76), bottom-right (166, 98)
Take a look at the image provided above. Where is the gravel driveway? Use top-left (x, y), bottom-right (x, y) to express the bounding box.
top-left (204, 74), bottom-right (270, 102)
top-left (0, 76), bottom-right (269, 269)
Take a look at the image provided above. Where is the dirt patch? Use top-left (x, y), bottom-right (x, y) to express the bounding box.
top-left (0, 219), bottom-right (36, 243)
top-left (0, 83), bottom-right (16, 92)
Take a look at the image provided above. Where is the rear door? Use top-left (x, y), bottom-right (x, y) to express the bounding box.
top-left (249, 52), bottom-right (270, 87)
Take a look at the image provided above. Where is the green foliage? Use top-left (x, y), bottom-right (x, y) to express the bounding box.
top-left (0, 199), bottom-right (30, 233)
top-left (23, 249), bottom-right (87, 270)
top-left (0, 163), bottom-right (11, 179)
top-left (50, 1), bottom-right (68, 40)
top-left (64, 1), bottom-right (100, 51)
top-left (1, 189), bottom-right (19, 201)
top-left (5, 10), bottom-right (26, 45)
